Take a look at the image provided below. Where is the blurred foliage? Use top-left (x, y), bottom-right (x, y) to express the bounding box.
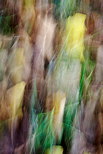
top-left (0, 14), bottom-right (15, 35)
top-left (53, 0), bottom-right (81, 19)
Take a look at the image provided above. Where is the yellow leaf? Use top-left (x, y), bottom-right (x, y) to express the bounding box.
top-left (6, 81), bottom-right (26, 118)
top-left (45, 146), bottom-right (63, 154)
top-left (53, 91), bottom-right (66, 140)
top-left (10, 48), bottom-right (25, 83)
top-left (24, 0), bottom-right (35, 8)
top-left (64, 13), bottom-right (86, 61)
top-left (53, 91), bottom-right (66, 114)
